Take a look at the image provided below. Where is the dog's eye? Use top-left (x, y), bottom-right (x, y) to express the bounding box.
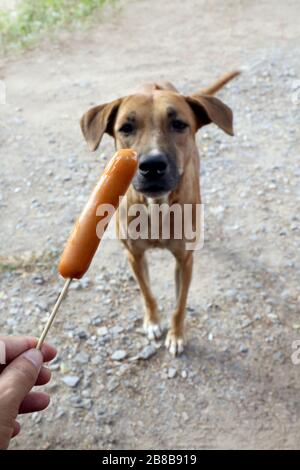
top-left (119, 123), bottom-right (134, 134)
top-left (171, 119), bottom-right (188, 132)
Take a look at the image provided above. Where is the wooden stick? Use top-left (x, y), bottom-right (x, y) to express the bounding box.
top-left (36, 278), bottom-right (72, 350)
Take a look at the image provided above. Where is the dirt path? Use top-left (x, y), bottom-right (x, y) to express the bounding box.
top-left (1, 0), bottom-right (300, 450)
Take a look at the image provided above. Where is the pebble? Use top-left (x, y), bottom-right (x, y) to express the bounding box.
top-left (76, 330), bottom-right (88, 340)
top-left (97, 327), bottom-right (108, 336)
top-left (69, 282), bottom-right (81, 291)
top-left (107, 378), bottom-right (120, 392)
top-left (35, 300), bottom-right (49, 312)
top-left (111, 350), bottom-right (127, 361)
top-left (273, 351), bottom-right (285, 363)
top-left (31, 412), bottom-right (43, 423)
top-left (91, 315), bottom-right (102, 326)
top-left (181, 370), bottom-right (188, 379)
top-left (239, 345), bottom-right (249, 354)
top-left (32, 274), bottom-right (45, 285)
top-left (49, 363), bottom-right (60, 371)
top-left (139, 345), bottom-right (157, 360)
top-left (62, 375), bottom-right (81, 387)
top-left (91, 355), bottom-right (103, 365)
top-left (241, 319), bottom-right (254, 328)
top-left (55, 409), bottom-right (66, 420)
top-left (168, 368), bottom-right (177, 379)
top-left (74, 352), bottom-right (90, 365)
top-left (267, 313), bottom-right (279, 322)
top-left (70, 396), bottom-right (93, 409)
top-left (80, 278), bottom-right (91, 289)
top-left (111, 325), bottom-right (124, 336)
top-left (187, 306), bottom-right (197, 316)
top-left (117, 364), bottom-right (130, 376)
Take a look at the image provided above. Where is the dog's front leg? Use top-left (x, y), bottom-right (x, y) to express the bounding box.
top-left (127, 251), bottom-right (162, 340)
top-left (165, 252), bottom-right (193, 355)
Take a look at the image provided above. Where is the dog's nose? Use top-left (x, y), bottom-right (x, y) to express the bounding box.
top-left (139, 154), bottom-right (169, 178)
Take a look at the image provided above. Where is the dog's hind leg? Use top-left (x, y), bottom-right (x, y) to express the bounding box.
top-left (165, 252), bottom-right (193, 355)
top-left (127, 251), bottom-right (162, 340)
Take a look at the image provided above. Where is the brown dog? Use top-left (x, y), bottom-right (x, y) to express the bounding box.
top-left (80, 71), bottom-right (239, 355)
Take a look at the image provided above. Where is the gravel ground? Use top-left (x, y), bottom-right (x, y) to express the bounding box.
top-left (0, 0), bottom-right (300, 450)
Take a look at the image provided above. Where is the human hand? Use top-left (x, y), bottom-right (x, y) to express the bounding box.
top-left (0, 336), bottom-right (56, 449)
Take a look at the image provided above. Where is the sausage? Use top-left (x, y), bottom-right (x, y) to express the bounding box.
top-left (58, 149), bottom-right (137, 279)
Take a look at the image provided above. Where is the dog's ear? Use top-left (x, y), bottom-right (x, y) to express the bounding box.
top-left (186, 94), bottom-right (234, 136)
top-left (80, 98), bottom-right (123, 151)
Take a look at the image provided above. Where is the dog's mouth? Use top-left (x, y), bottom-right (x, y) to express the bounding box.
top-left (132, 176), bottom-right (180, 198)
top-left (134, 181), bottom-right (171, 197)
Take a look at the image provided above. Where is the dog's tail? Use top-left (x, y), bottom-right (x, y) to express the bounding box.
top-left (200, 70), bottom-right (240, 95)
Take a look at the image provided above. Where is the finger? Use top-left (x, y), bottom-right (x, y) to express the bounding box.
top-left (12, 421), bottom-right (21, 438)
top-left (35, 366), bottom-right (51, 386)
top-left (0, 336), bottom-right (57, 364)
top-left (0, 360), bottom-right (53, 379)
top-left (0, 366), bottom-right (52, 384)
top-left (0, 349), bottom-right (43, 412)
top-left (19, 392), bottom-right (50, 414)
top-left (40, 343), bottom-right (57, 363)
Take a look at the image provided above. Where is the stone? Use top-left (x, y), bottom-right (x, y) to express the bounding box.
top-left (273, 351), bottom-right (285, 363)
top-left (62, 375), bottom-right (80, 387)
top-left (32, 274), bottom-right (45, 285)
top-left (97, 327), bottom-right (108, 336)
top-left (74, 352), bottom-right (89, 365)
top-left (111, 325), bottom-right (124, 336)
top-left (91, 315), bottom-right (102, 326)
top-left (80, 278), bottom-right (91, 289)
top-left (111, 350), bottom-right (127, 361)
top-left (107, 378), bottom-right (120, 392)
top-left (168, 368), bottom-right (177, 379)
top-left (139, 345), bottom-right (157, 360)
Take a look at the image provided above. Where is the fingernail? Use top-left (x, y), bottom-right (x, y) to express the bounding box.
top-left (23, 349), bottom-right (43, 370)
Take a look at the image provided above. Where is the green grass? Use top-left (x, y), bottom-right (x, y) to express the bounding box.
top-left (0, 249), bottom-right (60, 273)
top-left (0, 262), bottom-right (18, 272)
top-left (0, 0), bottom-right (116, 52)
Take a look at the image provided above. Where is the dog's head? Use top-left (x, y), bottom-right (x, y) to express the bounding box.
top-left (80, 84), bottom-right (234, 197)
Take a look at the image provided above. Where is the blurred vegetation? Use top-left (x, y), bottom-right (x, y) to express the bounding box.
top-left (0, 249), bottom-right (60, 273)
top-left (0, 0), bottom-right (116, 52)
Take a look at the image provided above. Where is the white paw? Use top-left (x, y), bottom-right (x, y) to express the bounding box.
top-left (165, 332), bottom-right (184, 356)
top-left (143, 321), bottom-right (162, 340)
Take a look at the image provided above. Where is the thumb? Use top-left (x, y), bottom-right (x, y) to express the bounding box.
top-left (0, 349), bottom-right (43, 449)
top-left (0, 349), bottom-right (43, 411)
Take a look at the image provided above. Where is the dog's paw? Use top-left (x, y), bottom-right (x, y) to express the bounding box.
top-left (143, 320), bottom-right (162, 340)
top-left (165, 331), bottom-right (184, 356)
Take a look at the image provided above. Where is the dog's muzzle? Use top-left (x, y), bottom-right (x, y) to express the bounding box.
top-left (132, 152), bottom-right (180, 196)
